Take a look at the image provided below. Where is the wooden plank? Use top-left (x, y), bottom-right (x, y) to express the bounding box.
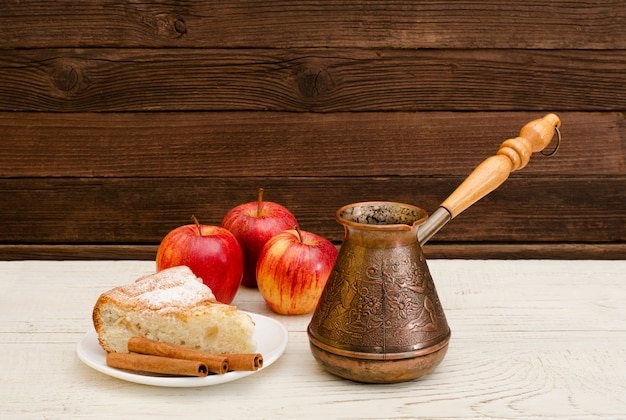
top-left (1, 49), bottom-right (625, 112)
top-left (0, 243), bottom-right (624, 261)
top-left (1, 111), bottom-right (621, 178)
top-left (0, 177), bottom-right (623, 244)
top-left (2, 260), bottom-right (625, 417)
top-left (0, 245), bottom-right (160, 261)
top-left (1, 1), bottom-right (624, 49)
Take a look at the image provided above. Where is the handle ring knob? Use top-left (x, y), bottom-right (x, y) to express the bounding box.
top-left (541, 126), bottom-right (561, 157)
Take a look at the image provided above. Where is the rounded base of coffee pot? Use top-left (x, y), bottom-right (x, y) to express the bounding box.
top-left (308, 331), bottom-right (450, 384)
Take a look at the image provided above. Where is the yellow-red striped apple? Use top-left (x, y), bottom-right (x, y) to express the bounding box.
top-left (256, 227), bottom-right (337, 315)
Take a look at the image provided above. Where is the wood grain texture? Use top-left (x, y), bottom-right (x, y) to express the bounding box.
top-left (2, 1), bottom-right (625, 49)
top-left (0, 243), bottom-right (624, 261)
top-left (1, 111), bottom-right (622, 177)
top-left (0, 176), bottom-right (623, 244)
top-left (1, 48), bottom-right (625, 112)
top-left (0, 1), bottom-right (624, 259)
top-left (1, 260), bottom-right (625, 418)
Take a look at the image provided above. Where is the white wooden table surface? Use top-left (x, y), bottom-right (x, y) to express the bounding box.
top-left (1, 259), bottom-right (625, 419)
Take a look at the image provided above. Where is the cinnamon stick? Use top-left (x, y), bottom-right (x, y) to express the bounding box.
top-left (225, 353), bottom-right (264, 372)
top-left (106, 352), bottom-right (208, 377)
top-left (128, 336), bottom-right (229, 375)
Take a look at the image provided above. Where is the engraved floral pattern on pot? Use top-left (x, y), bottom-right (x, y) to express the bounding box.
top-left (312, 244), bottom-right (446, 351)
top-left (365, 254), bottom-right (436, 333)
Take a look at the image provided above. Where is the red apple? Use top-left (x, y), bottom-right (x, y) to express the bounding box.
top-left (256, 227), bottom-right (338, 315)
top-left (156, 216), bottom-right (244, 304)
top-left (220, 188), bottom-right (298, 288)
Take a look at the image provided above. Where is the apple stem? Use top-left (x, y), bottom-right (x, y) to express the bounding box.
top-left (257, 187), bottom-right (264, 216)
top-left (294, 225), bottom-right (303, 243)
top-left (191, 215), bottom-right (203, 236)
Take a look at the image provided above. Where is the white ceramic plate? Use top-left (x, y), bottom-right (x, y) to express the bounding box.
top-left (76, 312), bottom-right (288, 387)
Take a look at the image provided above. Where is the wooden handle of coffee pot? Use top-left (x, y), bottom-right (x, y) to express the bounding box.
top-left (439, 113), bottom-right (561, 219)
top-left (418, 113), bottom-right (561, 245)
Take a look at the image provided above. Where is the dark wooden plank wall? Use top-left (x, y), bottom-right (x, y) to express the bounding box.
top-left (1, 1), bottom-right (624, 260)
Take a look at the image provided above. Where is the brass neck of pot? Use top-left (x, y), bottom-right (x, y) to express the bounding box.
top-left (417, 207), bottom-right (452, 246)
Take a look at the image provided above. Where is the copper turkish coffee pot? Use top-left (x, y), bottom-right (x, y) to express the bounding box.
top-left (307, 114), bottom-right (562, 383)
